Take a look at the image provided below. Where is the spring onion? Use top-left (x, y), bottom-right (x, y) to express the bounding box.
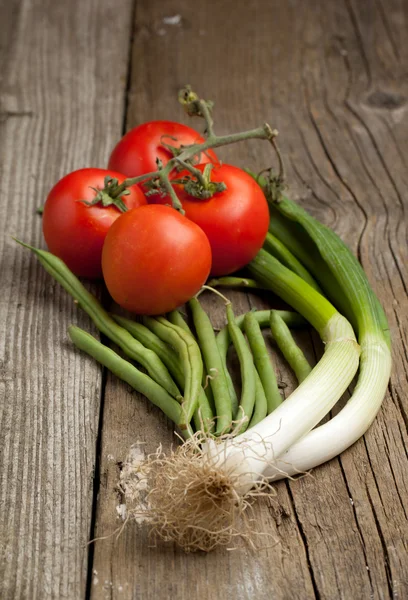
top-left (253, 195), bottom-right (391, 479)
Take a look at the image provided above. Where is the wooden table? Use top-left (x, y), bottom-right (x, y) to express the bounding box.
top-left (1, 0), bottom-right (407, 598)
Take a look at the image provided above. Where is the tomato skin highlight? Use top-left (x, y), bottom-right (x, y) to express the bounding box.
top-left (42, 168), bottom-right (147, 279)
top-left (108, 120), bottom-right (218, 177)
top-left (149, 164), bottom-right (270, 276)
top-left (102, 205), bottom-right (212, 315)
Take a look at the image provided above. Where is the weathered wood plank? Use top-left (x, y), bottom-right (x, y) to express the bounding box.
top-left (0, 0), bottom-right (134, 598)
top-left (281, 1), bottom-right (408, 597)
top-left (90, 0), bottom-right (408, 599)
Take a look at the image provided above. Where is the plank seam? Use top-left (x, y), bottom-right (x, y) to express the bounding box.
top-left (121, 0), bottom-right (137, 136)
top-left (85, 365), bottom-right (108, 600)
top-left (363, 438), bottom-right (395, 597)
top-left (337, 457), bottom-right (376, 596)
top-left (285, 482), bottom-right (320, 600)
top-left (85, 0), bottom-right (137, 595)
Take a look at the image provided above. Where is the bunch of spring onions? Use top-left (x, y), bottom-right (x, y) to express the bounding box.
top-left (251, 190), bottom-right (392, 479)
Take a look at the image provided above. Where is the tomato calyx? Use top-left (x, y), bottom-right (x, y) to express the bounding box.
top-left (81, 176), bottom-right (130, 213)
top-left (143, 161), bottom-right (228, 202)
top-left (143, 176), bottom-right (167, 199)
top-left (246, 167), bottom-right (286, 204)
top-left (172, 163), bottom-right (227, 200)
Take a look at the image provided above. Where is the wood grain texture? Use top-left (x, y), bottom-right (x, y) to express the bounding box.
top-left (90, 1), bottom-right (408, 599)
top-left (2, 0), bottom-right (408, 598)
top-left (0, 0), bottom-right (134, 598)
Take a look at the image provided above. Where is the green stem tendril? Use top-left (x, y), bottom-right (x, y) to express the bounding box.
top-left (175, 159), bottom-right (208, 187)
top-left (197, 284), bottom-right (230, 304)
top-left (159, 168), bottom-right (185, 214)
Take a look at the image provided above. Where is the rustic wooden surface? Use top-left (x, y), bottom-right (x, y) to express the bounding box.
top-left (1, 0), bottom-right (407, 598)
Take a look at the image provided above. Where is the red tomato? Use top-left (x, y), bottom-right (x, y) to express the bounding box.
top-left (42, 168), bottom-right (146, 279)
top-left (102, 205), bottom-right (212, 315)
top-left (108, 120), bottom-right (218, 177)
top-left (149, 164), bottom-right (270, 276)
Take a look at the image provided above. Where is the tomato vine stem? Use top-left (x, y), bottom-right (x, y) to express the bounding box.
top-left (109, 87), bottom-right (281, 212)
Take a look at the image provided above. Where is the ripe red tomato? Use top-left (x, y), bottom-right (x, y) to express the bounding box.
top-left (42, 168), bottom-right (146, 279)
top-left (102, 205), bottom-right (212, 315)
top-left (108, 120), bottom-right (218, 177)
top-left (148, 164), bottom-right (270, 276)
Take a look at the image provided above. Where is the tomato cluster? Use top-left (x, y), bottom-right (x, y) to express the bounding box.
top-left (42, 121), bottom-right (269, 314)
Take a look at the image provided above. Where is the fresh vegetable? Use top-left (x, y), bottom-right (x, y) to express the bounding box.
top-left (108, 120), bottom-right (218, 178)
top-left (217, 308), bottom-right (307, 334)
top-left (125, 251), bottom-right (359, 552)
top-left (189, 297), bottom-right (233, 434)
top-left (142, 317), bottom-right (204, 430)
top-left (208, 253), bottom-right (360, 488)
top-left (68, 325), bottom-right (189, 437)
top-left (101, 205), bottom-right (212, 315)
top-left (226, 303), bottom-right (256, 432)
top-left (103, 87), bottom-right (278, 235)
top-left (114, 314), bottom-right (214, 434)
top-left (42, 168), bottom-right (146, 278)
top-left (249, 370), bottom-right (268, 428)
top-left (15, 241), bottom-right (180, 398)
top-left (252, 194), bottom-right (392, 479)
top-left (263, 232), bottom-right (321, 292)
top-left (207, 276), bottom-right (266, 290)
top-left (215, 309), bottom-right (305, 420)
top-left (243, 312), bottom-right (282, 414)
top-left (18, 85), bottom-right (391, 554)
top-left (167, 308), bottom-right (217, 419)
top-left (151, 164), bottom-right (270, 276)
top-left (167, 309), bottom-right (191, 333)
top-left (112, 314), bottom-right (182, 384)
top-left (269, 310), bottom-right (312, 383)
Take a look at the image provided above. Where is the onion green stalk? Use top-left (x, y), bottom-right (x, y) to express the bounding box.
top-left (253, 195), bottom-right (391, 479)
top-left (263, 232), bottom-right (321, 293)
top-left (204, 253), bottom-right (360, 494)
